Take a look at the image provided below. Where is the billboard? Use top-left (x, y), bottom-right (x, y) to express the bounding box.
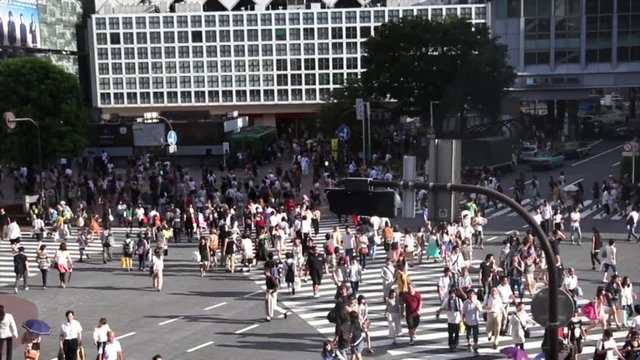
top-left (132, 123), bottom-right (165, 147)
top-left (0, 0), bottom-right (41, 48)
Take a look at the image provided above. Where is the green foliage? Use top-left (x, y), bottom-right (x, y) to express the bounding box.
top-left (0, 57), bottom-right (88, 165)
top-left (361, 16), bottom-right (516, 131)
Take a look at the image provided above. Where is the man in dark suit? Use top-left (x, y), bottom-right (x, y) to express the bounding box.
top-left (19, 13), bottom-right (27, 47)
top-left (7, 11), bottom-right (16, 46)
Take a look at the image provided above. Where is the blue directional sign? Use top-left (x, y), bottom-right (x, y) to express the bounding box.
top-left (167, 130), bottom-right (178, 146)
top-left (337, 125), bottom-right (351, 141)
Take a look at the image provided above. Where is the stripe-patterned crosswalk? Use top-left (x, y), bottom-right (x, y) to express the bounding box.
top-left (247, 217), bottom-right (631, 359)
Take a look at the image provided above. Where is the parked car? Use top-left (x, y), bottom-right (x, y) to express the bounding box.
top-left (529, 152), bottom-right (565, 170)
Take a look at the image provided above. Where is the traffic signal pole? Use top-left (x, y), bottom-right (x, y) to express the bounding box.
top-left (342, 178), bottom-right (560, 360)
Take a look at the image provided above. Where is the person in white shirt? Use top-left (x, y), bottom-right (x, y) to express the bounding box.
top-left (436, 290), bottom-right (463, 352)
top-left (6, 218), bottom-right (21, 246)
top-left (0, 305), bottom-right (18, 359)
top-left (483, 287), bottom-right (504, 349)
top-left (569, 208), bottom-right (582, 245)
top-left (446, 246), bottom-right (463, 276)
top-left (97, 331), bottom-right (123, 360)
top-left (59, 310), bottom-right (83, 360)
top-left (594, 329), bottom-right (623, 360)
top-left (462, 290), bottom-right (482, 354)
top-left (626, 208), bottom-right (639, 242)
top-left (380, 259), bottom-right (395, 303)
top-left (472, 212), bottom-right (487, 249)
top-left (93, 318), bottom-right (111, 352)
top-left (563, 267), bottom-right (580, 299)
top-left (509, 302), bottom-right (533, 350)
top-left (437, 268), bottom-right (454, 302)
top-left (343, 226), bottom-right (355, 261)
top-left (602, 239), bottom-right (618, 282)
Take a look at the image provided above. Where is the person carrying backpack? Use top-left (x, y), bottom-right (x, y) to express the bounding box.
top-left (101, 225), bottom-right (114, 264)
top-left (122, 234), bottom-right (134, 271)
top-left (283, 252), bottom-right (297, 296)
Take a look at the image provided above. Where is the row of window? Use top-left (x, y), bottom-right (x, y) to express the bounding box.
top-left (99, 88), bottom-right (334, 106)
top-left (94, 6), bottom-right (486, 31)
top-left (524, 45), bottom-right (640, 64)
top-left (95, 26), bottom-right (376, 46)
top-left (96, 58), bottom-right (362, 75)
top-left (523, 14), bottom-right (640, 38)
top-left (98, 72), bottom-right (359, 91)
top-left (96, 42), bottom-right (364, 61)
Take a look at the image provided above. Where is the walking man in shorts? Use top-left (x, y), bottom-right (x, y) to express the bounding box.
top-left (402, 283), bottom-right (422, 345)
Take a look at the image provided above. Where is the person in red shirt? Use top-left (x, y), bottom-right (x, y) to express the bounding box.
top-left (402, 283), bottom-right (423, 345)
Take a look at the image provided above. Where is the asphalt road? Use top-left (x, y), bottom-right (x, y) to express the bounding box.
top-left (8, 239), bottom-right (325, 360)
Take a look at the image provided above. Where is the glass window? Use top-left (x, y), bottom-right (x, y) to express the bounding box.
top-left (332, 58), bottom-right (344, 70)
top-left (192, 31), bottom-right (203, 43)
top-left (249, 90), bottom-right (261, 102)
top-left (346, 11), bottom-right (357, 24)
top-left (276, 59), bottom-right (288, 71)
top-left (150, 47), bottom-right (162, 59)
top-left (221, 60), bottom-right (232, 72)
top-left (110, 48), bottom-right (122, 60)
top-left (109, 18), bottom-right (120, 30)
top-left (221, 75), bottom-right (233, 88)
top-left (180, 91), bottom-right (192, 103)
top-left (460, 7), bottom-right (472, 19)
top-left (219, 30), bottom-right (231, 42)
top-left (431, 9), bottom-right (443, 21)
top-left (304, 58), bottom-right (316, 70)
top-left (360, 26), bottom-right (371, 38)
top-left (126, 78), bottom-right (137, 89)
top-left (318, 58), bottom-right (330, 70)
top-left (291, 74), bottom-right (302, 86)
top-left (291, 89), bottom-right (302, 101)
top-left (98, 63), bottom-right (109, 75)
top-left (148, 17), bottom-right (160, 29)
top-left (178, 46), bottom-right (190, 58)
top-left (177, 30), bottom-right (189, 43)
top-left (318, 28), bottom-right (329, 40)
top-left (275, 28), bottom-right (287, 40)
top-left (247, 14), bottom-right (258, 26)
top-left (249, 74), bottom-right (260, 87)
top-left (99, 78), bottom-right (110, 90)
top-left (318, 43), bottom-right (329, 55)
top-left (417, 9), bottom-right (429, 18)
top-left (304, 43), bottom-right (315, 55)
top-left (153, 76), bottom-right (164, 89)
top-left (290, 58), bottom-right (301, 71)
top-left (153, 92), bottom-right (164, 104)
top-left (277, 74), bottom-right (288, 86)
top-left (331, 27), bottom-right (343, 39)
top-left (191, 15), bottom-right (202, 27)
top-left (346, 57), bottom-right (358, 69)
top-left (219, 15), bottom-right (230, 27)
top-left (150, 32), bottom-right (161, 44)
top-left (97, 48), bottom-right (108, 60)
top-left (113, 93), bottom-right (124, 105)
top-left (109, 33), bottom-right (120, 45)
top-left (234, 60), bottom-right (246, 72)
top-left (403, 9), bottom-right (414, 18)
top-left (112, 63), bottom-right (123, 75)
top-left (206, 45), bottom-right (217, 58)
top-left (263, 74), bottom-right (274, 86)
top-left (303, 28), bottom-right (314, 40)
top-left (388, 10), bottom-right (400, 22)
top-left (305, 73), bottom-right (316, 85)
top-left (303, 12), bottom-right (314, 25)
top-left (207, 75), bottom-right (219, 88)
top-left (137, 47), bottom-right (148, 59)
top-left (96, 33), bottom-right (108, 45)
top-left (248, 44), bottom-right (259, 57)
top-left (235, 75), bottom-right (246, 87)
top-left (193, 60), bottom-right (204, 73)
top-left (277, 89), bottom-right (288, 101)
top-left (233, 30), bottom-right (245, 42)
top-left (331, 12), bottom-right (342, 24)
top-left (140, 78), bottom-right (150, 89)
top-left (249, 59), bottom-right (260, 72)
top-left (262, 44), bottom-right (273, 56)
top-left (234, 45), bottom-right (245, 57)
top-left (261, 13), bottom-right (272, 26)
top-left (346, 42), bottom-right (358, 54)
top-left (95, 18), bottom-right (106, 30)
top-left (124, 63), bottom-right (136, 75)
top-left (207, 91), bottom-right (219, 103)
top-left (374, 10), bottom-right (385, 22)
top-left (163, 16), bottom-right (174, 29)
top-left (205, 15), bottom-right (216, 27)
top-left (207, 60), bottom-right (218, 73)
top-left (261, 29), bottom-right (272, 41)
top-left (276, 44), bottom-right (287, 56)
top-left (290, 44), bottom-right (301, 56)
top-left (194, 91), bottom-right (205, 103)
top-left (247, 29), bottom-right (259, 41)
top-left (319, 73), bottom-right (330, 85)
top-left (233, 14), bottom-right (244, 27)
top-left (152, 62), bottom-right (163, 74)
top-left (289, 28), bottom-right (300, 41)
top-left (164, 31), bottom-right (175, 43)
top-left (263, 90), bottom-right (275, 102)
top-left (305, 89), bottom-right (316, 101)
top-left (123, 33), bottom-right (134, 45)
top-left (275, 13), bottom-right (286, 26)
top-left (112, 78), bottom-right (123, 90)
top-left (289, 13), bottom-right (300, 25)
top-left (166, 62), bottom-right (177, 73)
top-left (317, 12), bottom-right (328, 25)
top-left (236, 90), bottom-right (247, 102)
top-left (179, 61), bottom-right (191, 73)
top-left (262, 59), bottom-right (274, 71)
top-left (220, 45), bottom-right (232, 57)
top-left (192, 46), bottom-right (203, 58)
top-left (123, 48), bottom-right (134, 60)
top-left (345, 27), bottom-right (357, 39)
top-left (331, 43), bottom-right (343, 54)
top-left (177, 16), bottom-right (188, 28)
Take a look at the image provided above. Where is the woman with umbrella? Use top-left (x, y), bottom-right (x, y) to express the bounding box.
top-left (22, 319), bottom-right (52, 360)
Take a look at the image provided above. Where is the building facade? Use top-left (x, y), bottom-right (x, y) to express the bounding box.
top-left (490, 0), bottom-right (640, 100)
top-left (88, 2), bottom-right (488, 122)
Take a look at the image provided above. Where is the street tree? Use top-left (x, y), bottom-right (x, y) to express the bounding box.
top-left (0, 57), bottom-right (88, 165)
top-left (361, 16), bottom-right (516, 136)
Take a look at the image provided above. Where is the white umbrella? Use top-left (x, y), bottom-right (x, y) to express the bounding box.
top-left (563, 184), bottom-right (579, 192)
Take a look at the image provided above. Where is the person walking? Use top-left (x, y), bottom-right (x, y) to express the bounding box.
top-left (283, 252), bottom-right (297, 296)
top-left (198, 236), bottom-right (210, 277)
top-left (509, 302), bottom-right (532, 350)
top-left (101, 226), bottom-right (114, 264)
top-left (54, 242), bottom-right (73, 288)
top-left (122, 234), bottom-right (134, 271)
top-left (483, 287), bottom-right (504, 349)
top-left (13, 246), bottom-right (29, 294)
top-left (97, 331), bottom-right (123, 360)
top-left (135, 234), bottom-right (149, 271)
top-left (620, 276), bottom-right (636, 327)
top-left (566, 310), bottom-right (586, 360)
top-left (402, 283), bottom-right (422, 346)
top-left (383, 289), bottom-right (402, 345)
top-left (602, 239), bottom-right (618, 282)
top-left (591, 227), bottom-right (603, 271)
top-left (462, 289), bottom-right (482, 354)
top-left (626, 207), bottom-right (639, 242)
top-left (149, 248), bottom-right (164, 291)
top-left (6, 218), bottom-right (21, 249)
top-left (348, 257), bottom-right (362, 296)
top-left (93, 318), bottom-right (110, 353)
top-left (380, 259), bottom-right (395, 303)
top-left (306, 246), bottom-right (327, 298)
top-left (0, 305), bottom-right (18, 360)
top-left (569, 208), bottom-right (582, 245)
top-left (594, 329), bottom-right (624, 360)
top-left (436, 289), bottom-right (463, 352)
top-left (264, 267), bottom-right (279, 322)
top-left (59, 310), bottom-right (82, 360)
top-left (36, 244), bottom-right (50, 289)
top-left (76, 229), bottom-right (89, 262)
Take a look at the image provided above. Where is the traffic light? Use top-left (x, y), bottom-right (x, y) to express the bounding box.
top-left (326, 189), bottom-right (397, 218)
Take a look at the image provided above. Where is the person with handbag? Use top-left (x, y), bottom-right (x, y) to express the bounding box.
top-left (509, 302), bottom-right (532, 350)
top-left (594, 329), bottom-right (624, 360)
top-left (59, 310), bottom-right (82, 360)
top-left (54, 243), bottom-right (73, 288)
top-left (36, 244), bottom-right (50, 289)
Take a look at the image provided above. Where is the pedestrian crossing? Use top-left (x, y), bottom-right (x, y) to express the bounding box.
top-left (0, 228), bottom-right (127, 286)
top-left (246, 217), bottom-right (631, 359)
top-left (424, 197), bottom-right (632, 224)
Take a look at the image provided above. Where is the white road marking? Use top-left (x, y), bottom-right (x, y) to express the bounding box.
top-left (158, 316), bottom-right (183, 326)
top-left (186, 341), bottom-right (214, 353)
top-left (571, 140), bottom-right (634, 167)
top-left (485, 236), bottom-right (497, 242)
top-left (117, 332), bottom-right (136, 340)
top-left (612, 161), bottom-right (621, 167)
top-left (204, 302), bottom-right (227, 311)
top-left (234, 324), bottom-right (260, 334)
top-left (243, 290), bottom-right (262, 298)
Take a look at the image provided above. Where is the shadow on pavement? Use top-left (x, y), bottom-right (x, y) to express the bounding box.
top-left (0, 294), bottom-right (38, 350)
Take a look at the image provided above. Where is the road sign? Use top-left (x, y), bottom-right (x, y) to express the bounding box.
top-left (355, 98), bottom-right (365, 121)
top-left (2, 112), bottom-right (16, 129)
top-left (166, 130), bottom-right (178, 146)
top-left (337, 124), bottom-right (351, 141)
top-left (623, 142), bottom-right (639, 157)
top-left (168, 145), bottom-right (177, 154)
top-left (531, 288), bottom-right (574, 327)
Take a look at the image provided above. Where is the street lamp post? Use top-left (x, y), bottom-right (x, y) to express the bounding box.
top-left (2, 112), bottom-right (44, 202)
